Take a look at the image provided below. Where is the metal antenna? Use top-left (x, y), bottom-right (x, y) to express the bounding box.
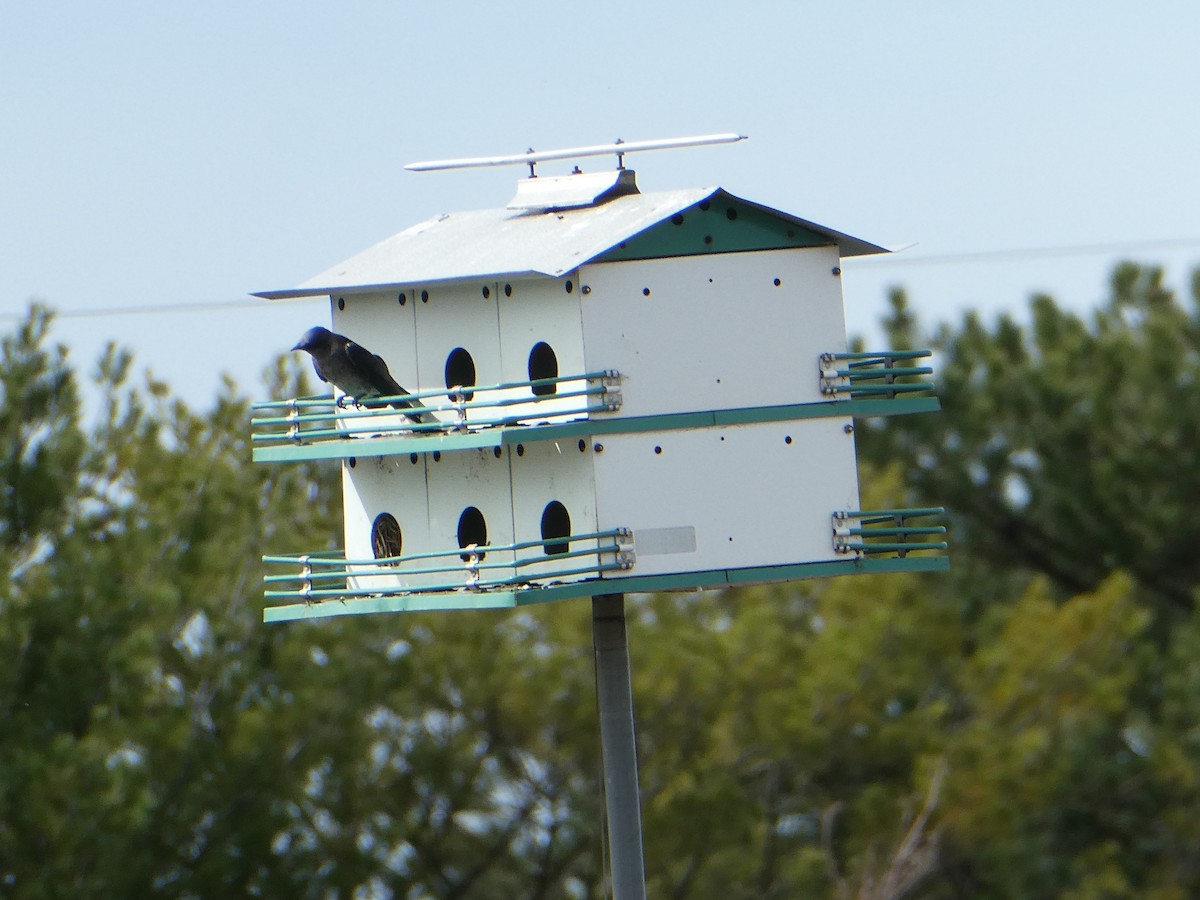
top-left (404, 132), bottom-right (747, 175)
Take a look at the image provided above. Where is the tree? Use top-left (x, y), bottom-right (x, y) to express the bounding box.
top-left (861, 263), bottom-right (1200, 620)
top-left (7, 260), bottom-right (1200, 898)
top-left (0, 305), bottom-right (961, 898)
top-left (0, 307), bottom-right (604, 898)
top-left (857, 263), bottom-right (1200, 898)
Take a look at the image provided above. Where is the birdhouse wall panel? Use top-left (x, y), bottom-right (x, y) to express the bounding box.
top-left (328, 290), bottom-right (420, 404)
top-left (496, 276), bottom-right (590, 423)
top-left (508, 437), bottom-right (600, 581)
top-left (591, 419), bottom-right (861, 576)
top-left (412, 283), bottom-right (505, 428)
top-left (578, 247), bottom-right (847, 419)
top-left (343, 455), bottom-right (432, 593)
top-left (424, 448), bottom-right (517, 586)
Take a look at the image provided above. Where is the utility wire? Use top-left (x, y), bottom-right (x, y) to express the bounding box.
top-left (4, 237), bottom-right (1199, 322)
top-left (0, 295), bottom-right (323, 323)
top-left (845, 237), bottom-right (1200, 268)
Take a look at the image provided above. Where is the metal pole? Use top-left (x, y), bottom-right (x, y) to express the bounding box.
top-left (592, 593), bottom-right (647, 900)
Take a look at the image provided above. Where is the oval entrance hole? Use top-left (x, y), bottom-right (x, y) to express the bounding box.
top-left (371, 513), bottom-right (403, 565)
top-left (445, 347), bottom-right (477, 401)
top-left (540, 501), bottom-right (571, 556)
top-left (457, 506), bottom-right (488, 561)
top-left (528, 342), bottom-right (558, 397)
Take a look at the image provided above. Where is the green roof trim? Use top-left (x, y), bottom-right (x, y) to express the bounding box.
top-left (262, 554), bottom-right (949, 622)
top-left (596, 197), bottom-right (831, 262)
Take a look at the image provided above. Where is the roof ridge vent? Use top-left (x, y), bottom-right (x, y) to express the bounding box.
top-left (405, 133), bottom-right (745, 211)
top-left (507, 168), bottom-right (640, 212)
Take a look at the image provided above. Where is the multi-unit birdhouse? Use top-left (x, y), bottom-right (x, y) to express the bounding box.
top-left (252, 141), bottom-right (946, 622)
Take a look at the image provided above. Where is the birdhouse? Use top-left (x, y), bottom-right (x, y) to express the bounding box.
top-left (252, 137), bottom-right (946, 622)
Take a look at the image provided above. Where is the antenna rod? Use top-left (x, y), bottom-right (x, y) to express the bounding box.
top-left (404, 132), bottom-right (747, 172)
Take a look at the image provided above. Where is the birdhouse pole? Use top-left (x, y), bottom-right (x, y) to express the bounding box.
top-left (592, 593), bottom-right (647, 899)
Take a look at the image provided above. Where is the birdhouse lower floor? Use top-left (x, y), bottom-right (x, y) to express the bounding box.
top-left (261, 417), bottom-right (947, 621)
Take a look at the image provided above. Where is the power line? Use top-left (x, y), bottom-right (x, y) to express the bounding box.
top-left (4, 237), bottom-right (1199, 322)
top-left (845, 237), bottom-right (1200, 268)
top-left (0, 295), bottom-right (322, 323)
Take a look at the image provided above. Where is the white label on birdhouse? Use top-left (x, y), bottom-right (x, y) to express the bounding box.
top-left (634, 526), bottom-right (698, 556)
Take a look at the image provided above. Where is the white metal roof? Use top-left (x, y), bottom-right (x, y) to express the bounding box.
top-left (255, 187), bottom-right (888, 300)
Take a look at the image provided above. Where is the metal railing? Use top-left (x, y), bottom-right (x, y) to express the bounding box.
top-left (262, 527), bottom-right (635, 604)
top-left (251, 370), bottom-right (623, 446)
top-left (820, 350), bottom-right (934, 399)
top-left (832, 507), bottom-right (947, 557)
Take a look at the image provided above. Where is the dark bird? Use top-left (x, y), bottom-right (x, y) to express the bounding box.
top-left (292, 326), bottom-right (431, 423)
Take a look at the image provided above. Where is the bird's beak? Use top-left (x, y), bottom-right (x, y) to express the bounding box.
top-left (291, 340), bottom-right (306, 352)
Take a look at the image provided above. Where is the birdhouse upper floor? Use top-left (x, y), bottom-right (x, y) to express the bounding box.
top-left (253, 186), bottom-right (935, 461)
top-left (326, 239), bottom-right (846, 407)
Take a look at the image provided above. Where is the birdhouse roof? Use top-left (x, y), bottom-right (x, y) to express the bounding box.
top-left (255, 187), bottom-right (888, 300)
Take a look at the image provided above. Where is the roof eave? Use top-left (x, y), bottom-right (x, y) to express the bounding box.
top-left (718, 190), bottom-right (889, 258)
top-left (253, 185), bottom-right (888, 299)
top-left (253, 269), bottom-right (548, 301)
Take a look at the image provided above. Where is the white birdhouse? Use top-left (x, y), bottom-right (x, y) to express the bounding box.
top-left (253, 138), bottom-right (946, 622)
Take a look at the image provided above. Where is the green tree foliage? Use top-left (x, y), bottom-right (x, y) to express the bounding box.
top-left (0, 310), bottom-right (604, 898)
top-left (3, 262), bottom-right (1200, 898)
top-left (0, 306), bottom-right (83, 560)
top-left (863, 263), bottom-right (1200, 618)
top-left (857, 263), bottom-right (1200, 898)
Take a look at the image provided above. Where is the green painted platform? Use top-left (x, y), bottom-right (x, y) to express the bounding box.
top-left (262, 554), bottom-right (949, 622)
top-left (252, 396), bottom-right (939, 463)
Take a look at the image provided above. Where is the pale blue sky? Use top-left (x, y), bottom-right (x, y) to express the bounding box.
top-left (3, 1), bottom-right (1199, 408)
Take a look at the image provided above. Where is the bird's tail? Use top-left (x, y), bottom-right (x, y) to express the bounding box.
top-left (359, 395), bottom-right (435, 424)
top-left (396, 402), bottom-right (436, 424)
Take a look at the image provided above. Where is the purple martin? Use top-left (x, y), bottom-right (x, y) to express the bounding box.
top-left (292, 326), bottom-right (432, 423)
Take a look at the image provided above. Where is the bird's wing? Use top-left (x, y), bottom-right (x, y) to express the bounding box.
top-left (343, 339), bottom-right (407, 398)
top-left (341, 337), bottom-right (431, 423)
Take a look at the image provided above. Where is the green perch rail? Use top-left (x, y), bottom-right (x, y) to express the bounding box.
top-left (820, 349), bottom-right (935, 400)
top-left (251, 369), bottom-right (623, 446)
top-left (833, 507), bottom-right (948, 557)
top-left (263, 527), bottom-right (634, 603)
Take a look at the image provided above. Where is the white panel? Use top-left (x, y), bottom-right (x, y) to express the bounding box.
top-left (509, 435), bottom-right (600, 582)
top-left (324, 290), bottom-right (426, 432)
top-left (507, 169), bottom-right (634, 210)
top-left (425, 447), bottom-right (517, 587)
top-left (328, 290), bottom-right (420, 396)
top-left (343, 453), bottom-right (431, 592)
top-left (578, 247), bottom-right (847, 419)
top-left (412, 281), bottom-right (504, 427)
top-left (591, 419), bottom-right (861, 576)
top-left (496, 276), bottom-right (591, 422)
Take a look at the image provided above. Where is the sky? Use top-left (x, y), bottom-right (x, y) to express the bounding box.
top-left (3, 1), bottom-right (1199, 412)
